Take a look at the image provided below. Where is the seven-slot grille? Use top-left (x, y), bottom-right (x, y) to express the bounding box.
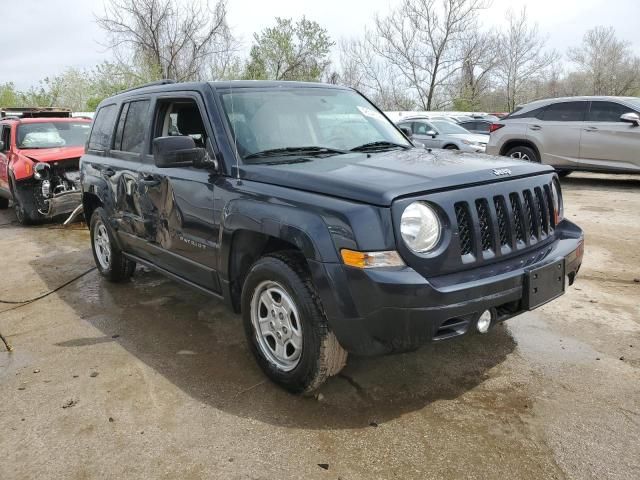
top-left (455, 182), bottom-right (556, 258)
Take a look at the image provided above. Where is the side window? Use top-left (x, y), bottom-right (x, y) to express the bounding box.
top-left (476, 122), bottom-right (491, 133)
top-left (541, 102), bottom-right (587, 122)
top-left (587, 101), bottom-right (637, 122)
top-left (414, 122), bottom-right (433, 135)
top-left (120, 100), bottom-right (151, 153)
top-left (1, 125), bottom-right (10, 151)
top-left (153, 99), bottom-right (208, 148)
top-left (397, 122), bottom-right (413, 133)
top-left (88, 104), bottom-right (118, 151)
top-left (507, 106), bottom-right (546, 120)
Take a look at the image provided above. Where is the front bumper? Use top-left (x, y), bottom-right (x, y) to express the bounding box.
top-left (45, 190), bottom-right (82, 217)
top-left (310, 220), bottom-right (583, 356)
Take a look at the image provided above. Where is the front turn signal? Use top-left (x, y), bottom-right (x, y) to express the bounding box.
top-left (340, 249), bottom-right (405, 269)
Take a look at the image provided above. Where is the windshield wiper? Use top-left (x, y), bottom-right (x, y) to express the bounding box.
top-left (350, 141), bottom-right (410, 152)
top-left (244, 146), bottom-right (348, 160)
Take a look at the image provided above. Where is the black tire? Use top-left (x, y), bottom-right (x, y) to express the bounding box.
top-left (90, 207), bottom-right (136, 282)
top-left (557, 170), bottom-right (572, 178)
top-left (241, 251), bottom-right (347, 394)
top-left (505, 145), bottom-right (539, 163)
top-left (0, 196), bottom-right (8, 209)
top-left (444, 144), bottom-right (459, 150)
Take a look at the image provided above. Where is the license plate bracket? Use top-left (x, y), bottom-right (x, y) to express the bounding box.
top-left (525, 260), bottom-right (565, 310)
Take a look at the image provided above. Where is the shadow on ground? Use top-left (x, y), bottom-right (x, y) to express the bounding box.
top-left (560, 173), bottom-right (640, 191)
top-left (21, 242), bottom-right (518, 430)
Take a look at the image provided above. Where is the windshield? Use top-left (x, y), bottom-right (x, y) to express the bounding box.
top-left (431, 120), bottom-right (471, 135)
top-left (219, 87), bottom-right (410, 160)
top-left (17, 121), bottom-right (91, 149)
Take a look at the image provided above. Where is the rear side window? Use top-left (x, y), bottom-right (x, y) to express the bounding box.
top-left (118, 100), bottom-right (151, 153)
top-left (506, 106), bottom-right (545, 120)
top-left (541, 102), bottom-right (587, 122)
top-left (88, 104), bottom-right (117, 151)
top-left (587, 101), bottom-right (638, 122)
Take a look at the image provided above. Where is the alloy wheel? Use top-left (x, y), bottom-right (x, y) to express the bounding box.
top-left (250, 280), bottom-right (303, 372)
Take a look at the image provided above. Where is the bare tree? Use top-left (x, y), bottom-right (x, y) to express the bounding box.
top-left (495, 7), bottom-right (557, 111)
top-left (338, 37), bottom-right (416, 110)
top-left (451, 27), bottom-right (499, 109)
top-left (568, 26), bottom-right (640, 96)
top-left (97, 0), bottom-right (234, 82)
top-left (371, 0), bottom-right (489, 110)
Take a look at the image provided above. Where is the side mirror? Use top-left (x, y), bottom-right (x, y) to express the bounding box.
top-left (620, 112), bottom-right (640, 127)
top-left (426, 130), bottom-right (437, 138)
top-left (153, 136), bottom-right (212, 169)
top-left (399, 127), bottom-right (412, 138)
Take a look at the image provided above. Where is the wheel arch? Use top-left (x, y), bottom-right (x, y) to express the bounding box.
top-left (500, 139), bottom-right (541, 160)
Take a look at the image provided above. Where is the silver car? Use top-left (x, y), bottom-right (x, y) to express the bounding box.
top-left (486, 96), bottom-right (640, 175)
top-left (398, 117), bottom-right (489, 153)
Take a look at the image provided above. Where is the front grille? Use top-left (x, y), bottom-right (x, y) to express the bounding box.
top-left (476, 199), bottom-right (494, 251)
top-left (454, 181), bottom-right (556, 261)
top-left (455, 203), bottom-right (473, 255)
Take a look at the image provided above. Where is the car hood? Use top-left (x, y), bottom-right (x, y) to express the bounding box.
top-left (448, 133), bottom-right (490, 143)
top-left (19, 146), bottom-right (85, 163)
top-left (240, 148), bottom-right (554, 206)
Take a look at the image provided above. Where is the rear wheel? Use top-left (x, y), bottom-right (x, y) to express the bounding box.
top-left (505, 145), bottom-right (539, 163)
top-left (0, 197), bottom-right (8, 209)
top-left (241, 251), bottom-right (347, 394)
top-left (90, 207), bottom-right (136, 282)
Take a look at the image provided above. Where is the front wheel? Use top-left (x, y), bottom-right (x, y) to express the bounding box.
top-left (0, 197), bottom-right (8, 209)
top-left (90, 207), bottom-right (136, 282)
top-left (505, 146), bottom-right (539, 163)
top-left (241, 252), bottom-right (347, 394)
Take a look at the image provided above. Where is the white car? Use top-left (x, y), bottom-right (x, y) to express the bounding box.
top-left (486, 96), bottom-right (640, 175)
top-left (398, 117), bottom-right (489, 153)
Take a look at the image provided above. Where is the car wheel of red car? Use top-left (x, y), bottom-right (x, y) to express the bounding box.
top-left (9, 176), bottom-right (40, 225)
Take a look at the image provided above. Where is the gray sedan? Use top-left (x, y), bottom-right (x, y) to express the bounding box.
top-left (398, 118), bottom-right (489, 153)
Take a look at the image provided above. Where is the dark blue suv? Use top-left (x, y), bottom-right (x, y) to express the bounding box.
top-left (80, 80), bottom-right (584, 393)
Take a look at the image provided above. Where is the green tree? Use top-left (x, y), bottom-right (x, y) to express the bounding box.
top-left (0, 83), bottom-right (21, 107)
top-left (244, 17), bottom-right (333, 81)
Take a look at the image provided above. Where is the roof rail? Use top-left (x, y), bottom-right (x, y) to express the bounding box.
top-left (119, 79), bottom-right (176, 94)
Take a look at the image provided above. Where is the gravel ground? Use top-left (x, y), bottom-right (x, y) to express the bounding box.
top-left (0, 172), bottom-right (638, 480)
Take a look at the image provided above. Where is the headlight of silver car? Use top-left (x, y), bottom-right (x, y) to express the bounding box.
top-left (400, 202), bottom-right (441, 253)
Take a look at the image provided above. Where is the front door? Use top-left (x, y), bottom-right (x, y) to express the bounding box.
top-left (140, 94), bottom-right (221, 293)
top-left (579, 100), bottom-right (640, 172)
top-left (0, 125), bottom-right (11, 192)
top-left (413, 120), bottom-right (444, 149)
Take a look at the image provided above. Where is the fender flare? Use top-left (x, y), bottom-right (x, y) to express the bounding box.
top-left (10, 156), bottom-right (34, 181)
top-left (218, 198), bottom-right (340, 279)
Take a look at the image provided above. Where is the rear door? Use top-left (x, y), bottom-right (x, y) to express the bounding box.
top-left (137, 92), bottom-right (221, 292)
top-left (579, 101), bottom-right (640, 171)
top-left (526, 101), bottom-right (587, 168)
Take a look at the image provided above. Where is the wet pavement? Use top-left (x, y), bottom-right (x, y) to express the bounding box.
top-left (1, 172), bottom-right (639, 479)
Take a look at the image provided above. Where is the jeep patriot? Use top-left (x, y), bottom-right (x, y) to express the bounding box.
top-left (80, 80), bottom-right (584, 393)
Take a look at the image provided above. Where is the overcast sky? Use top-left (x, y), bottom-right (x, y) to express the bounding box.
top-left (1, 0), bottom-right (639, 89)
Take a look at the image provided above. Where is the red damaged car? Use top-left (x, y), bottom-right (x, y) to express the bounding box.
top-left (0, 108), bottom-right (91, 224)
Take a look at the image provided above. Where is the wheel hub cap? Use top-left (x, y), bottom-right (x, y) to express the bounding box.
top-left (250, 281), bottom-right (302, 371)
top-left (94, 222), bottom-right (112, 270)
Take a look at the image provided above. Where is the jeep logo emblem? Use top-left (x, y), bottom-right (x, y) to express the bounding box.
top-left (493, 168), bottom-right (512, 176)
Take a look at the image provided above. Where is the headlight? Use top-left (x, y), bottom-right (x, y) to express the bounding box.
top-left (551, 180), bottom-right (563, 223)
top-left (400, 202), bottom-right (441, 252)
top-left (33, 162), bottom-right (50, 180)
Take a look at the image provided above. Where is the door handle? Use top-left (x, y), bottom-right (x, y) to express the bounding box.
top-left (584, 126), bottom-right (598, 132)
top-left (103, 167), bottom-right (116, 177)
top-left (530, 125), bottom-right (542, 131)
